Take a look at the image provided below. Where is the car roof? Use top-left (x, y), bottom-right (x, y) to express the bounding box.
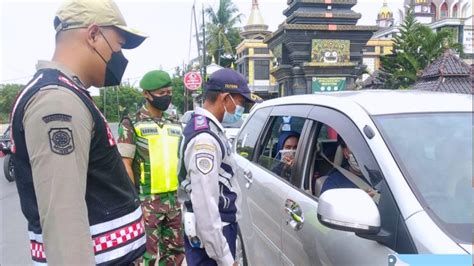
top-left (254, 90), bottom-right (472, 115)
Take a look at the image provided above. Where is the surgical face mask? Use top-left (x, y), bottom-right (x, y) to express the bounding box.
top-left (148, 94), bottom-right (172, 111)
top-left (279, 149), bottom-right (296, 160)
top-left (222, 95), bottom-right (244, 124)
top-left (95, 31), bottom-right (128, 87)
top-left (348, 153), bottom-right (361, 173)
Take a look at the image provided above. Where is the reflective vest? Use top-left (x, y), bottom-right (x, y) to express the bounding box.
top-left (132, 120), bottom-right (182, 195)
top-left (11, 69), bottom-right (145, 264)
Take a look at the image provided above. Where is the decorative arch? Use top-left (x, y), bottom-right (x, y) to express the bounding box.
top-left (452, 3), bottom-right (458, 17)
top-left (431, 3), bottom-right (438, 18)
top-left (440, 2), bottom-right (448, 18)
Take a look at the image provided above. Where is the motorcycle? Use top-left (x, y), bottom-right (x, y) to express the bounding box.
top-left (0, 126), bottom-right (15, 182)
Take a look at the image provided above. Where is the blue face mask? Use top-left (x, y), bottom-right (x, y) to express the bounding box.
top-left (222, 95), bottom-right (244, 124)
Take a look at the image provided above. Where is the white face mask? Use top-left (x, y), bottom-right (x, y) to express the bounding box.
top-left (279, 149), bottom-right (296, 160)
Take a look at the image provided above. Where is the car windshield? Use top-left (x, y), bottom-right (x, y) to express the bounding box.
top-left (222, 114), bottom-right (249, 128)
top-left (374, 112), bottom-right (472, 244)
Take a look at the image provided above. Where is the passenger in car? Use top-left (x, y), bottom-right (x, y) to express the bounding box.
top-left (320, 136), bottom-right (375, 197)
top-left (271, 131), bottom-right (300, 180)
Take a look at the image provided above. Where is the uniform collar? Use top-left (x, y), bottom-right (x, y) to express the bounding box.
top-left (137, 105), bottom-right (168, 122)
top-left (194, 106), bottom-right (224, 132)
top-left (36, 60), bottom-right (86, 89)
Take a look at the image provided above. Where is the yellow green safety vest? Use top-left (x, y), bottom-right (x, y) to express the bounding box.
top-left (133, 120), bottom-right (182, 195)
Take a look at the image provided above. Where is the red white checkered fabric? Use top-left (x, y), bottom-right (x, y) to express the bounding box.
top-left (30, 218), bottom-right (144, 260)
top-left (93, 219), bottom-right (144, 253)
top-left (31, 242), bottom-right (46, 260)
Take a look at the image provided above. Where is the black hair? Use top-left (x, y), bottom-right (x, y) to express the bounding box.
top-left (203, 90), bottom-right (221, 103)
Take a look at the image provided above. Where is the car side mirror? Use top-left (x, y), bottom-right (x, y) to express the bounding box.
top-left (317, 188), bottom-right (380, 234)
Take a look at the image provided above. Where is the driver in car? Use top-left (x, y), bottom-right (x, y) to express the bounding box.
top-left (321, 136), bottom-right (376, 197)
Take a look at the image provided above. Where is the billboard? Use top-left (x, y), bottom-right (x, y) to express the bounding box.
top-left (312, 77), bottom-right (346, 92)
top-left (311, 39), bottom-right (350, 64)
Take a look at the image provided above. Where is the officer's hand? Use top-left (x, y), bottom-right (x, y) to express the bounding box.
top-left (233, 262), bottom-right (239, 266)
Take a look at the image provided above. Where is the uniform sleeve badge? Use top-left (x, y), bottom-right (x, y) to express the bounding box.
top-left (195, 152), bottom-right (214, 175)
top-left (49, 128), bottom-right (75, 155)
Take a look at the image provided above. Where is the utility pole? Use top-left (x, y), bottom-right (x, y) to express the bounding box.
top-left (192, 3), bottom-right (201, 66)
top-left (116, 86), bottom-right (120, 120)
top-left (103, 87), bottom-right (107, 119)
top-left (183, 61), bottom-right (188, 112)
top-left (202, 5), bottom-right (207, 80)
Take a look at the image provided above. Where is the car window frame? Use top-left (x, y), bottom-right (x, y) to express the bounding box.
top-left (249, 104), bottom-right (313, 185)
top-left (295, 105), bottom-right (417, 254)
top-left (235, 107), bottom-right (272, 161)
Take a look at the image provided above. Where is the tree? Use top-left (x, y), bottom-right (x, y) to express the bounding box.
top-left (93, 84), bottom-right (143, 122)
top-left (205, 0), bottom-right (243, 67)
top-left (0, 84), bottom-right (23, 122)
top-left (378, 9), bottom-right (463, 89)
top-left (171, 66), bottom-right (194, 114)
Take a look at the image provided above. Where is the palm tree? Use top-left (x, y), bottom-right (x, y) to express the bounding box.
top-left (378, 9), bottom-right (463, 89)
top-left (205, 0), bottom-right (242, 67)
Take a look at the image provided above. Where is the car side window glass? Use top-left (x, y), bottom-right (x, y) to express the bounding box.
top-left (236, 107), bottom-right (271, 160)
top-left (256, 116), bottom-right (306, 181)
top-left (310, 122), bottom-right (376, 201)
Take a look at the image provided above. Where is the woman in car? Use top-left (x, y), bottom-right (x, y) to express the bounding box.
top-left (271, 131), bottom-right (300, 180)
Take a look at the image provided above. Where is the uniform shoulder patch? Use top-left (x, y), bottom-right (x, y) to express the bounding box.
top-left (195, 152), bottom-right (214, 175)
top-left (49, 128), bottom-right (75, 155)
top-left (194, 115), bottom-right (209, 130)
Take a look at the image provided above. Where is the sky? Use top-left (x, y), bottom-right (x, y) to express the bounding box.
top-left (0, 0), bottom-right (405, 87)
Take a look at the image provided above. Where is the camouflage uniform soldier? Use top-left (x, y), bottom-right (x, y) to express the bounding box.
top-left (118, 70), bottom-right (185, 266)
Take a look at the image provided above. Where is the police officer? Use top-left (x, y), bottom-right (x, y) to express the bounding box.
top-left (10, 0), bottom-right (147, 264)
top-left (118, 70), bottom-right (185, 265)
top-left (178, 68), bottom-right (261, 265)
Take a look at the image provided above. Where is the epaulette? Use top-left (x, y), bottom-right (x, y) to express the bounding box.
top-left (193, 115), bottom-right (209, 130)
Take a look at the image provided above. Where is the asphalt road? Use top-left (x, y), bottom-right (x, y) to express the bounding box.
top-left (0, 123), bottom-right (120, 265)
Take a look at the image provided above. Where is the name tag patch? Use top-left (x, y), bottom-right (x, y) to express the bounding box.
top-left (49, 128), bottom-right (75, 155)
top-left (42, 113), bottom-right (72, 123)
top-left (140, 127), bottom-right (159, 136)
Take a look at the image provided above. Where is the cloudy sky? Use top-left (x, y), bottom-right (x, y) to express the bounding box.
top-left (0, 0), bottom-right (405, 86)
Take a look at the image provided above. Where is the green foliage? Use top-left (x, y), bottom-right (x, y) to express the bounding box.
top-left (378, 9), bottom-right (463, 89)
top-left (0, 84), bottom-right (23, 123)
top-left (93, 84), bottom-right (143, 122)
top-left (171, 66), bottom-right (194, 114)
top-left (205, 0), bottom-right (242, 67)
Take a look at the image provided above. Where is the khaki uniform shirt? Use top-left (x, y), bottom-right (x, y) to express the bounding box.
top-left (22, 60), bottom-right (95, 264)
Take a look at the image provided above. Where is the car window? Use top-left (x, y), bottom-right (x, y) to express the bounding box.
top-left (298, 106), bottom-right (417, 254)
top-left (256, 116), bottom-right (306, 182)
top-left (236, 108), bottom-right (271, 160)
top-left (307, 122), bottom-right (374, 199)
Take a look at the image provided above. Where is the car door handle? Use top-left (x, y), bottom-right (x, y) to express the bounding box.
top-left (243, 169), bottom-right (253, 189)
top-left (285, 199), bottom-right (304, 231)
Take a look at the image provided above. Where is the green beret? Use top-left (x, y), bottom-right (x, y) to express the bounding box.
top-left (140, 70), bottom-right (172, 91)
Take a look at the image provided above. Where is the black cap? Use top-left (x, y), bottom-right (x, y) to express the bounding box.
top-left (204, 68), bottom-right (263, 103)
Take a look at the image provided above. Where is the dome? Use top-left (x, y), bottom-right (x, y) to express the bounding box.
top-left (378, 0), bottom-right (393, 19)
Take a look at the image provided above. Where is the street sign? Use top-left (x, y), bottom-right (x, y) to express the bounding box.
top-left (312, 77), bottom-right (346, 92)
top-left (184, 72), bottom-right (202, 91)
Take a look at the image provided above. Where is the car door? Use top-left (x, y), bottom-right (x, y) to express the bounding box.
top-left (234, 107), bottom-right (282, 265)
top-left (235, 105), bottom-right (312, 265)
top-left (280, 106), bottom-right (413, 266)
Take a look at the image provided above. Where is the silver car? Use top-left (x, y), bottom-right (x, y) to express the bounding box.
top-left (233, 90), bottom-right (472, 265)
